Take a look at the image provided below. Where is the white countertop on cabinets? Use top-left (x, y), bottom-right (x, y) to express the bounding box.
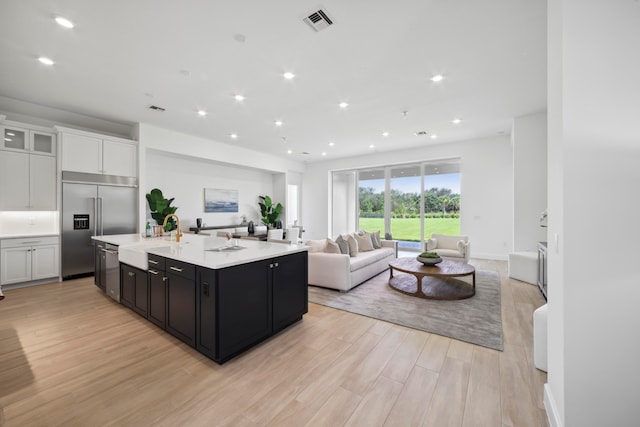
top-left (92, 233), bottom-right (308, 270)
top-left (0, 233), bottom-right (60, 239)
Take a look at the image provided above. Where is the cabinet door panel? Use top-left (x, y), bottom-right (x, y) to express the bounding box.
top-left (1, 126), bottom-right (29, 151)
top-left (217, 260), bottom-right (271, 361)
top-left (120, 264), bottom-right (136, 309)
top-left (31, 131), bottom-right (56, 155)
top-left (29, 154), bottom-right (56, 210)
top-left (272, 252), bottom-right (308, 332)
top-left (31, 245), bottom-right (59, 280)
top-left (148, 270), bottom-right (166, 329)
top-left (1, 247), bottom-right (31, 284)
top-left (134, 267), bottom-right (148, 317)
top-left (0, 150), bottom-right (29, 210)
top-left (166, 274), bottom-right (196, 347)
top-left (103, 140), bottom-right (136, 177)
top-left (61, 133), bottom-right (102, 174)
top-left (196, 268), bottom-right (216, 360)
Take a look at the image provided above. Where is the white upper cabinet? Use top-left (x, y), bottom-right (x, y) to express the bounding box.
top-left (60, 133), bottom-right (102, 174)
top-left (60, 129), bottom-right (137, 178)
top-left (0, 151), bottom-right (56, 211)
top-left (1, 123), bottom-right (56, 155)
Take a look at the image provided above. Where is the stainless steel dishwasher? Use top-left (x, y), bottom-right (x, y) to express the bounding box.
top-left (103, 243), bottom-right (120, 302)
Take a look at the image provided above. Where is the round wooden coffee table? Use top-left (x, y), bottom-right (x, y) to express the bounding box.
top-left (388, 257), bottom-right (476, 300)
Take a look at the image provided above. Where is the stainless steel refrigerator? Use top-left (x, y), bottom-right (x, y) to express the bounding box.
top-left (62, 172), bottom-right (138, 279)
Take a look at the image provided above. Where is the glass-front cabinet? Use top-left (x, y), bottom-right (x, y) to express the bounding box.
top-left (1, 123), bottom-right (56, 155)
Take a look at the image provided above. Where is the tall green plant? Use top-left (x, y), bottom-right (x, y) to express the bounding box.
top-left (258, 195), bottom-right (282, 227)
top-left (146, 188), bottom-right (178, 231)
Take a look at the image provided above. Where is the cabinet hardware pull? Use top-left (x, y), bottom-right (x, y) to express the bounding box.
top-left (202, 282), bottom-right (210, 296)
top-left (148, 260), bottom-right (159, 265)
top-left (21, 241), bottom-right (40, 244)
top-left (170, 266), bottom-right (183, 272)
top-left (128, 272), bottom-right (135, 277)
top-left (148, 270), bottom-right (159, 275)
top-left (32, 248), bottom-right (36, 251)
top-left (270, 264), bottom-right (273, 268)
top-left (162, 277), bottom-right (168, 282)
top-left (274, 262), bottom-right (279, 267)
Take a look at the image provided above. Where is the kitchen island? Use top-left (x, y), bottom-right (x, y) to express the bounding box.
top-left (92, 233), bottom-right (309, 363)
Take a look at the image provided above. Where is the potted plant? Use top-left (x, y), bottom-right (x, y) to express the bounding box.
top-left (146, 188), bottom-right (178, 231)
top-left (258, 195), bottom-right (283, 228)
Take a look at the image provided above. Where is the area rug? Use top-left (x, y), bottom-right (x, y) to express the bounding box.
top-left (308, 269), bottom-right (503, 351)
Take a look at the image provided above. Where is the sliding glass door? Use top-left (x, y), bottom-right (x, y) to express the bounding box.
top-left (332, 159), bottom-right (460, 252)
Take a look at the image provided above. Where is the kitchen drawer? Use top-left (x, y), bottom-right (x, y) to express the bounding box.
top-left (1, 236), bottom-right (59, 249)
top-left (147, 254), bottom-right (166, 270)
top-left (166, 259), bottom-right (195, 280)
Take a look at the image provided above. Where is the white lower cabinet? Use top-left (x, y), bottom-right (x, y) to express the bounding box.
top-left (0, 236), bottom-right (59, 285)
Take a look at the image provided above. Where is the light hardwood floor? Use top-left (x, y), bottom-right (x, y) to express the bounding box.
top-left (0, 259), bottom-right (548, 427)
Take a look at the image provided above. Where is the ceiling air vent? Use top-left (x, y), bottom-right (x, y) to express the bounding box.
top-left (148, 105), bottom-right (166, 112)
top-left (303, 9), bottom-right (334, 32)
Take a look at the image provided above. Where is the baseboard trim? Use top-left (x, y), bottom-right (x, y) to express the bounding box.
top-left (544, 383), bottom-right (563, 427)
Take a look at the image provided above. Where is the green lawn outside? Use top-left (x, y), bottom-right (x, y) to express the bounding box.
top-left (358, 217), bottom-right (460, 242)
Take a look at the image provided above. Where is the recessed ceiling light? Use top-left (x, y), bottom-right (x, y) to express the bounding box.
top-left (452, 118), bottom-right (462, 124)
top-left (287, 149), bottom-right (293, 154)
top-left (274, 120), bottom-right (283, 127)
top-left (55, 17), bottom-right (74, 28)
top-left (430, 134), bottom-right (438, 139)
top-left (431, 74), bottom-right (444, 82)
top-left (197, 110), bottom-right (207, 116)
top-left (230, 133), bottom-right (238, 139)
top-left (234, 94), bottom-right (245, 101)
top-left (38, 57), bottom-right (54, 65)
top-left (339, 102), bottom-right (349, 109)
top-left (328, 142), bottom-right (335, 146)
top-left (321, 152), bottom-right (327, 156)
top-left (382, 132), bottom-right (389, 137)
top-left (369, 144), bottom-right (375, 149)
top-left (283, 72), bottom-right (295, 80)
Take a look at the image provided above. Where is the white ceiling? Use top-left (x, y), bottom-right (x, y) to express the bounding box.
top-left (0, 0), bottom-right (547, 163)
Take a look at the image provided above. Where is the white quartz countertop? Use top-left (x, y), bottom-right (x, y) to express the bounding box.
top-left (92, 233), bottom-right (308, 270)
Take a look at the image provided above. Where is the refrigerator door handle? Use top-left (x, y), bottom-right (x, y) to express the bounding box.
top-left (98, 197), bottom-right (104, 236)
top-left (92, 197), bottom-right (98, 237)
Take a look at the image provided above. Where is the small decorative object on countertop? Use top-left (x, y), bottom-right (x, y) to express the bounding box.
top-left (416, 251), bottom-right (442, 265)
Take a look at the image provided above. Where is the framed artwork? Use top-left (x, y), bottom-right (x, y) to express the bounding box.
top-left (204, 188), bottom-right (238, 213)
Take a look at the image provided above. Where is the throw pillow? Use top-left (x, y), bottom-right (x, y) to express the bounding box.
top-left (345, 234), bottom-right (359, 257)
top-left (370, 230), bottom-right (382, 249)
top-left (353, 232), bottom-right (374, 252)
top-left (305, 239), bottom-right (327, 253)
top-left (457, 239), bottom-right (467, 254)
top-left (426, 238), bottom-right (437, 251)
top-left (335, 235), bottom-right (349, 255)
top-left (325, 238), bottom-right (341, 254)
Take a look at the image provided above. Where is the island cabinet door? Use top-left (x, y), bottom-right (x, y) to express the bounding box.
top-left (196, 267), bottom-right (216, 360)
top-left (215, 259), bottom-right (272, 363)
top-left (121, 264), bottom-right (148, 318)
top-left (166, 260), bottom-right (196, 347)
top-left (272, 251), bottom-right (309, 332)
top-left (148, 268), bottom-right (166, 329)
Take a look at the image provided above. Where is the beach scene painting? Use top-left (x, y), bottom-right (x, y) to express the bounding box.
top-left (204, 188), bottom-right (239, 213)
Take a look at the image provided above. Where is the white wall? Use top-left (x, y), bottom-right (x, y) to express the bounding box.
top-left (137, 123), bottom-right (306, 231)
top-left (303, 135), bottom-right (513, 259)
top-left (512, 112), bottom-right (548, 251)
top-left (546, 2), bottom-right (640, 427)
top-left (145, 150), bottom-right (274, 230)
top-left (0, 211), bottom-right (59, 236)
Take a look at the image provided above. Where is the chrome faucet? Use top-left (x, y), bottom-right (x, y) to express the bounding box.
top-left (162, 214), bottom-right (183, 243)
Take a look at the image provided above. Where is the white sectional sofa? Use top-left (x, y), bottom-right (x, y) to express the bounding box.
top-left (306, 238), bottom-right (397, 292)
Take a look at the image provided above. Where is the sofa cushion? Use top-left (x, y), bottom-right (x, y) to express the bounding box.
top-left (345, 234), bottom-right (359, 257)
top-left (306, 239), bottom-right (327, 253)
top-left (353, 232), bottom-right (374, 252)
top-left (435, 248), bottom-right (464, 258)
top-left (325, 238), bottom-right (341, 254)
top-left (349, 247), bottom-right (395, 271)
top-left (335, 235), bottom-right (349, 254)
top-left (371, 231), bottom-right (382, 249)
top-left (432, 233), bottom-right (468, 250)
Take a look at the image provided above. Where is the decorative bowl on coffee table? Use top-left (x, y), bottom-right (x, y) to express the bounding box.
top-left (416, 256), bottom-right (442, 266)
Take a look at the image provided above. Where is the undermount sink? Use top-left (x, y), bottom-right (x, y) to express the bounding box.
top-left (207, 245), bottom-right (247, 252)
